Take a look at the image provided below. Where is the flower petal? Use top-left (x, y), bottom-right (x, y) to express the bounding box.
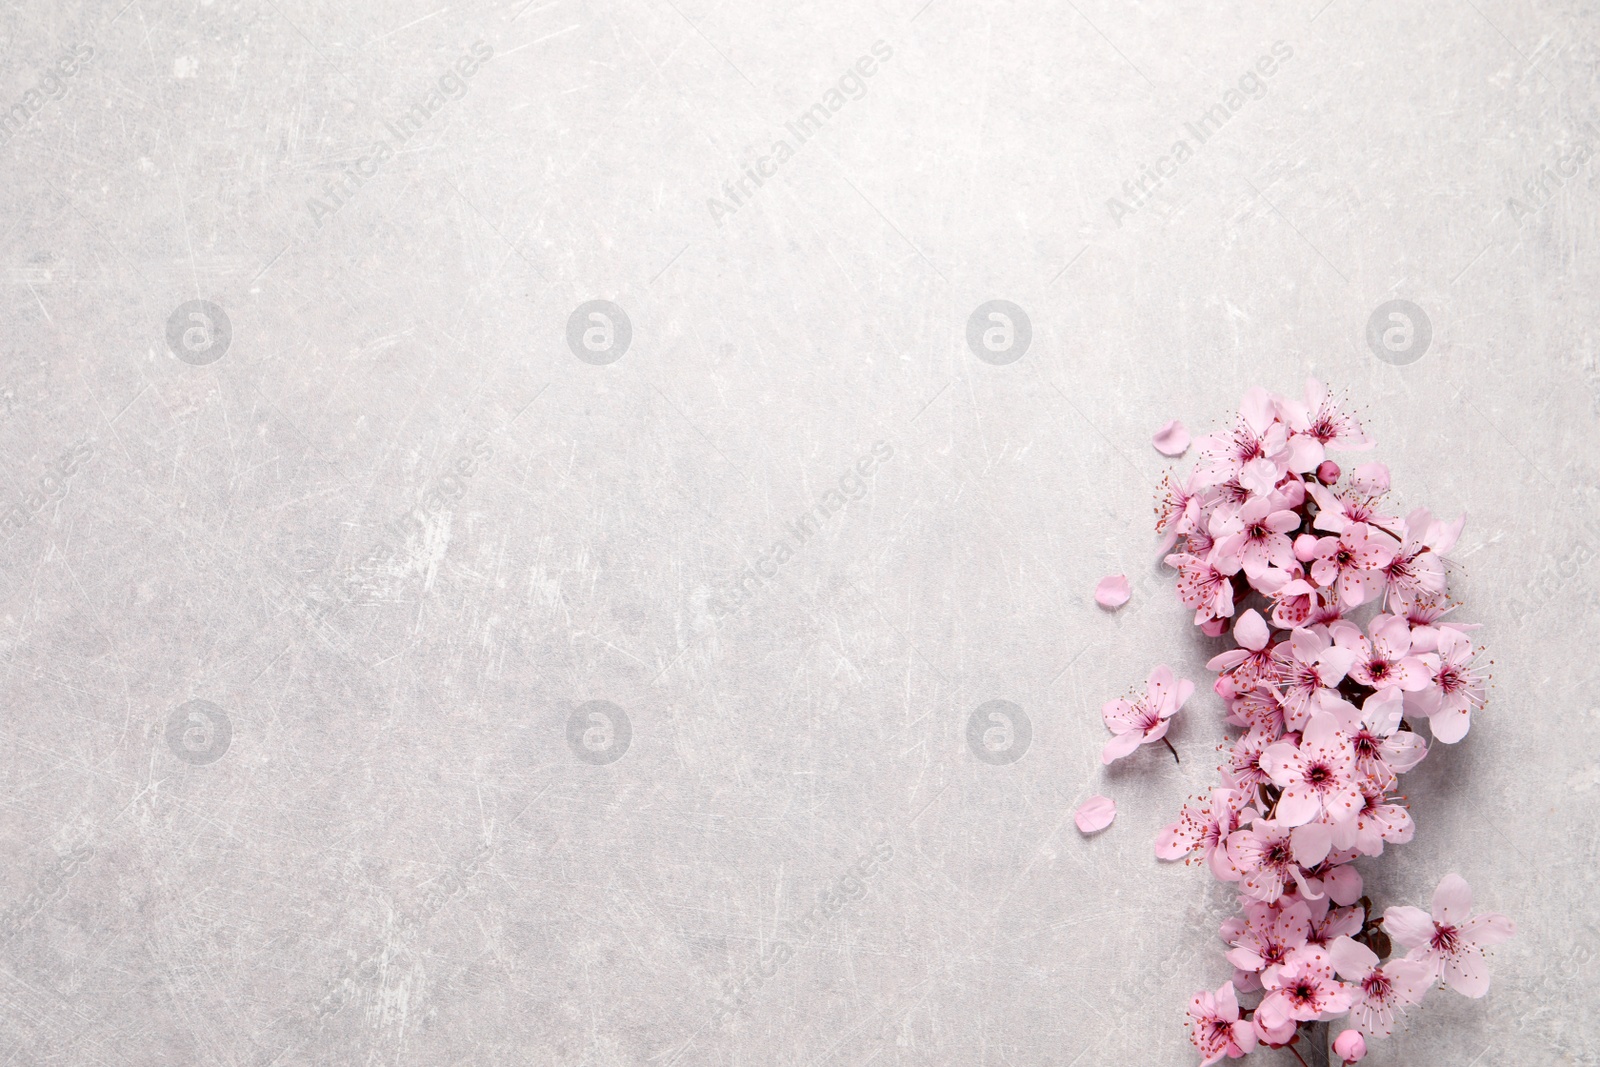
top-left (1329, 935), bottom-right (1378, 982)
top-left (1351, 462), bottom-right (1390, 491)
top-left (1216, 980), bottom-right (1239, 1019)
top-left (1323, 863), bottom-right (1364, 905)
top-left (1429, 705), bottom-right (1471, 744)
top-left (1386, 957), bottom-right (1436, 1004)
top-left (1074, 794), bottom-right (1116, 834)
top-left (1234, 609), bottom-right (1270, 652)
top-left (1152, 418), bottom-right (1190, 456)
top-left (1095, 574), bottom-right (1131, 608)
top-left (1432, 873), bottom-right (1473, 924)
top-left (1275, 785), bottom-right (1320, 827)
top-left (1382, 905), bottom-right (1435, 949)
top-left (1102, 698), bottom-right (1139, 733)
top-left (1442, 949), bottom-right (1492, 998)
top-left (1463, 912), bottom-right (1516, 947)
top-left (1156, 819), bottom-right (1195, 860)
top-left (1291, 822), bottom-right (1332, 866)
top-left (1101, 731), bottom-right (1143, 765)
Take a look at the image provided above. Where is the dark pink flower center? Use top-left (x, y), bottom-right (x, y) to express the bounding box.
top-left (1288, 980), bottom-right (1319, 1007)
top-left (1352, 731), bottom-right (1380, 760)
top-left (1431, 923), bottom-right (1460, 955)
top-left (1310, 413), bottom-right (1341, 443)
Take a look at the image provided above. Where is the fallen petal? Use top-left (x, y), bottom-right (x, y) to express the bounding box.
top-left (1095, 574), bottom-right (1131, 608)
top-left (1152, 419), bottom-right (1190, 456)
top-left (1075, 794), bottom-right (1116, 834)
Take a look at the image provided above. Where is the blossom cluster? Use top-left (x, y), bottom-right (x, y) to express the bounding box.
top-left (1152, 382), bottom-right (1514, 1064)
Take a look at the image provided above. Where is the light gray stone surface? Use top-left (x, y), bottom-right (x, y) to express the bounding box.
top-left (1, 1), bottom-right (1596, 1064)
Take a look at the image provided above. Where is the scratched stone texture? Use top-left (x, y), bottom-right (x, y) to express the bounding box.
top-left (0, 0), bottom-right (1597, 1064)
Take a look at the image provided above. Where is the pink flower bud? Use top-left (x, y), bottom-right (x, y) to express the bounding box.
top-left (1293, 533), bottom-right (1319, 561)
top-left (1333, 1030), bottom-right (1366, 1063)
top-left (1316, 460), bottom-right (1341, 485)
top-left (1200, 617), bottom-right (1228, 637)
top-left (1214, 674), bottom-right (1237, 699)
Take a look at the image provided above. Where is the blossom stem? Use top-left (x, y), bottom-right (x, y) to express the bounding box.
top-left (1162, 737), bottom-right (1180, 763)
top-left (1287, 1042), bottom-right (1311, 1067)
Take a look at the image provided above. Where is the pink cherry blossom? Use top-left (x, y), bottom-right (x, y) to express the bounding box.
top-left (1225, 727), bottom-right (1279, 791)
top-left (1186, 981), bottom-right (1259, 1064)
top-left (1158, 786), bottom-right (1252, 880)
top-left (1156, 471), bottom-right (1207, 553)
top-left (1226, 687), bottom-right (1289, 734)
top-left (1328, 935), bottom-right (1432, 1037)
top-left (1255, 945), bottom-right (1354, 1029)
top-left (1270, 628), bottom-right (1357, 727)
top-left (1195, 387), bottom-right (1288, 490)
top-left (1347, 688), bottom-right (1428, 786)
top-left (1261, 712), bottom-right (1362, 826)
top-left (1398, 593), bottom-right (1479, 654)
top-left (1379, 506), bottom-right (1449, 610)
top-left (1282, 379), bottom-right (1373, 472)
top-left (1154, 418), bottom-right (1191, 456)
top-left (1207, 610), bottom-right (1276, 691)
top-left (1340, 614), bottom-right (1431, 692)
top-left (1408, 629), bottom-right (1486, 744)
top-left (1094, 573), bottom-right (1131, 608)
top-left (1225, 817), bottom-right (1330, 904)
top-left (1383, 873), bottom-right (1515, 997)
top-left (1309, 523), bottom-right (1396, 606)
top-left (1149, 383), bottom-right (1507, 1058)
top-left (1165, 550), bottom-right (1235, 624)
top-left (1101, 665), bottom-right (1194, 764)
top-left (1305, 481), bottom-right (1400, 536)
top-left (1260, 572), bottom-right (1319, 630)
top-left (1213, 499), bottom-right (1301, 578)
top-left (1225, 899), bottom-right (1311, 986)
top-left (1074, 794), bottom-right (1116, 834)
top-left (1330, 783), bottom-right (1414, 857)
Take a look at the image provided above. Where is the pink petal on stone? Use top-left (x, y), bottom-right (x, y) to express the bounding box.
top-left (1075, 794), bottom-right (1116, 834)
top-left (1095, 574), bottom-right (1131, 608)
top-left (1152, 419), bottom-right (1190, 456)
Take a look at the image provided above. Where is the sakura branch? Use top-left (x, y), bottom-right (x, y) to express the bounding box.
top-left (1151, 381), bottom-right (1514, 1064)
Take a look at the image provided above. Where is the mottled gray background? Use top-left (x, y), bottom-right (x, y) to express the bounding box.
top-left (1, 0), bottom-right (1596, 1064)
